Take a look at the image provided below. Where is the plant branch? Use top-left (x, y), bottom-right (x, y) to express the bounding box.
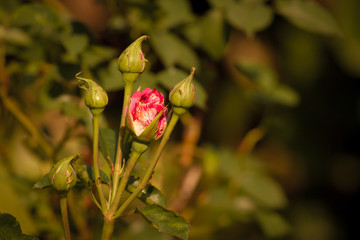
top-left (92, 114), bottom-right (107, 213)
top-left (101, 217), bottom-right (115, 240)
top-left (60, 195), bottom-right (72, 240)
top-left (108, 141), bottom-right (147, 216)
top-left (111, 81), bottom-right (133, 203)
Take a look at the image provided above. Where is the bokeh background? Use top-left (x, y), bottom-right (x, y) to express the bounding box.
top-left (1, 0), bottom-right (360, 239)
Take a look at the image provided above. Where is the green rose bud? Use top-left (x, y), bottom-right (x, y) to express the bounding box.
top-left (76, 73), bottom-right (108, 115)
top-left (48, 154), bottom-right (80, 193)
top-left (169, 67), bottom-right (196, 115)
top-left (118, 35), bottom-right (149, 83)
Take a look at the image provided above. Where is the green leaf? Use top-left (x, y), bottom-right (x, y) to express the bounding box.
top-left (225, 0), bottom-right (274, 36)
top-left (156, 0), bottom-right (193, 29)
top-left (133, 72), bottom-right (160, 91)
top-left (142, 185), bottom-right (167, 208)
top-left (138, 204), bottom-right (190, 240)
top-left (208, 0), bottom-right (234, 9)
top-left (0, 213), bottom-right (39, 240)
top-left (236, 60), bottom-right (299, 107)
top-left (156, 67), bottom-right (207, 109)
top-left (61, 34), bottom-right (89, 62)
top-left (151, 32), bottom-right (199, 69)
top-left (201, 9), bottom-right (227, 59)
top-left (32, 173), bottom-right (51, 189)
top-left (275, 0), bottom-right (342, 36)
top-left (240, 172), bottom-right (287, 209)
top-left (82, 45), bottom-right (116, 67)
top-left (1, 28), bottom-right (32, 46)
top-left (269, 84), bottom-right (300, 107)
top-left (12, 3), bottom-right (60, 28)
top-left (255, 210), bottom-right (291, 238)
top-left (183, 9), bottom-right (226, 59)
top-left (98, 60), bottom-right (123, 91)
top-left (127, 178), bottom-right (167, 207)
top-left (99, 128), bottom-right (118, 165)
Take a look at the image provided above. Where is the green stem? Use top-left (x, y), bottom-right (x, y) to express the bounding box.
top-left (111, 81), bottom-right (133, 203)
top-left (60, 195), bottom-right (71, 240)
top-left (93, 114), bottom-right (107, 213)
top-left (101, 217), bottom-right (115, 240)
top-left (108, 141), bottom-right (147, 216)
top-left (114, 114), bottom-right (180, 218)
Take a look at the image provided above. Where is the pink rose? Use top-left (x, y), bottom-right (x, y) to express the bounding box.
top-left (125, 88), bottom-right (167, 141)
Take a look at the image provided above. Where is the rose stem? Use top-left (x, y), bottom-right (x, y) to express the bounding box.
top-left (111, 80), bottom-right (134, 204)
top-left (92, 113), bottom-right (107, 212)
top-left (107, 141), bottom-right (147, 218)
top-left (60, 194), bottom-right (71, 240)
top-left (101, 217), bottom-right (115, 240)
top-left (114, 113), bottom-right (180, 218)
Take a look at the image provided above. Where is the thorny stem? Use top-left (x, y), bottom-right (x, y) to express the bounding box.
top-left (92, 114), bottom-right (107, 213)
top-left (114, 113), bottom-right (180, 218)
top-left (60, 194), bottom-right (71, 240)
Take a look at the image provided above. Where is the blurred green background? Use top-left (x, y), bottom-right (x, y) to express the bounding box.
top-left (1, 0), bottom-right (359, 239)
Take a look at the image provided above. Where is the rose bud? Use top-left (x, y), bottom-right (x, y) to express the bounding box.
top-left (125, 88), bottom-right (167, 142)
top-left (118, 35), bottom-right (149, 82)
top-left (76, 73), bottom-right (108, 115)
top-left (169, 67), bottom-right (196, 115)
top-left (48, 154), bottom-right (80, 193)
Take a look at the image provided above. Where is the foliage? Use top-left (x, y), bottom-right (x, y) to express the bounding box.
top-left (1, 0), bottom-right (355, 239)
top-left (0, 213), bottom-right (38, 240)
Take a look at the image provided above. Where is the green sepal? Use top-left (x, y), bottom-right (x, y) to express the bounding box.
top-left (33, 173), bottom-right (51, 189)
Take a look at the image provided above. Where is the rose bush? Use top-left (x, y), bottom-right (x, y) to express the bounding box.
top-left (125, 88), bottom-right (167, 142)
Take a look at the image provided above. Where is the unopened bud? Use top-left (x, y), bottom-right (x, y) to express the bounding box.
top-left (48, 154), bottom-right (80, 193)
top-left (169, 67), bottom-right (196, 115)
top-left (76, 73), bottom-right (108, 115)
top-left (118, 35), bottom-right (149, 83)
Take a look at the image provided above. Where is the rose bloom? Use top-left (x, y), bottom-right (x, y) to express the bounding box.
top-left (126, 88), bottom-right (167, 141)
